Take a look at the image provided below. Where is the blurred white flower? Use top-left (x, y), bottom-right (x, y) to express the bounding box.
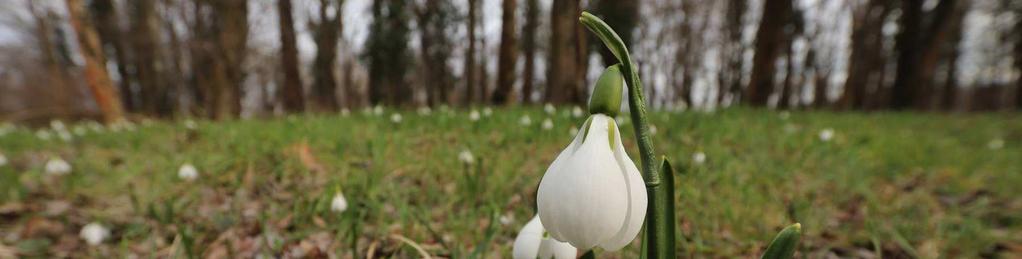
top-left (568, 126), bottom-right (578, 136)
top-left (178, 163), bottom-right (199, 181)
top-left (417, 107), bottom-right (432, 115)
top-left (499, 214), bottom-right (515, 225)
top-left (45, 158), bottom-right (71, 175)
top-left (692, 152), bottom-right (706, 165)
top-left (373, 105), bottom-right (384, 116)
top-left (331, 192), bottom-right (348, 213)
top-left (469, 110), bottom-right (481, 121)
top-left (50, 120), bottom-right (66, 131)
top-left (537, 114), bottom-right (646, 250)
top-left (571, 106), bottom-right (584, 118)
top-left (544, 104), bottom-right (556, 115)
top-left (987, 139), bottom-right (1005, 150)
top-left (482, 107), bottom-right (493, 117)
top-left (0, 153), bottom-right (7, 167)
top-left (649, 125), bottom-right (658, 135)
top-left (184, 119), bottom-right (198, 130)
top-left (819, 128), bottom-right (834, 142)
top-left (541, 118), bottom-right (554, 130)
top-left (513, 215), bottom-right (578, 259)
top-left (390, 113), bottom-right (403, 123)
top-left (36, 130), bottom-right (52, 140)
top-left (79, 222), bottom-right (110, 246)
top-left (458, 149), bottom-right (475, 164)
top-left (520, 115), bottom-right (532, 126)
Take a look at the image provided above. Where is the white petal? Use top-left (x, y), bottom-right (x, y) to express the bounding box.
top-left (598, 119), bottom-right (648, 251)
top-left (537, 114), bottom-right (628, 250)
top-left (512, 216), bottom-right (545, 259)
top-left (331, 193), bottom-right (348, 212)
top-left (539, 238), bottom-right (578, 259)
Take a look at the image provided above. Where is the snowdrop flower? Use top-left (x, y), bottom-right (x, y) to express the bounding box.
top-left (568, 126), bottom-right (578, 136)
top-left (520, 115), bottom-right (532, 126)
top-left (458, 149), bottom-right (475, 164)
top-left (36, 130), bottom-right (52, 140)
top-left (330, 192), bottom-right (348, 213)
top-left (373, 105), bottom-right (384, 116)
top-left (184, 119), bottom-right (198, 130)
top-left (692, 152), bottom-right (706, 165)
top-left (417, 107), bottom-right (432, 116)
top-left (541, 118), bottom-right (554, 130)
top-left (513, 215), bottom-right (577, 259)
top-left (79, 222), bottom-right (110, 246)
top-left (571, 106), bottom-right (584, 118)
top-left (987, 139), bottom-right (1005, 150)
top-left (819, 128), bottom-right (834, 142)
top-left (469, 110), bottom-right (481, 121)
top-left (482, 107), bottom-right (493, 117)
top-left (45, 158), bottom-right (71, 175)
top-left (178, 163), bottom-right (199, 181)
top-left (544, 104), bottom-right (556, 115)
top-left (500, 214), bottom-right (515, 225)
top-left (50, 120), bottom-right (66, 131)
top-left (0, 153), bottom-right (7, 167)
top-left (390, 113), bottom-right (403, 123)
top-left (649, 125), bottom-right (658, 135)
top-left (536, 114), bottom-right (647, 250)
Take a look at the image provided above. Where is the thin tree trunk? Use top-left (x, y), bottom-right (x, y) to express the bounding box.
top-left (310, 0), bottom-right (343, 111)
top-left (493, 0), bottom-right (518, 104)
top-left (89, 0), bottom-right (136, 113)
top-left (520, 0), bottom-right (538, 104)
top-left (66, 0), bottom-right (125, 122)
top-left (546, 0), bottom-right (584, 105)
top-left (746, 0), bottom-right (792, 107)
top-left (278, 0), bottom-right (305, 113)
top-left (464, 0), bottom-right (478, 106)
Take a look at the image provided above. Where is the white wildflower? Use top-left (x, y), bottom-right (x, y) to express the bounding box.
top-left (79, 222), bottom-right (110, 246)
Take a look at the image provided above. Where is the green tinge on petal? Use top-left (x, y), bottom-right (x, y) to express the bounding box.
top-left (607, 119), bottom-right (616, 149)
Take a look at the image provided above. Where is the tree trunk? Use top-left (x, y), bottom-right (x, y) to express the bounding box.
top-left (201, 0), bottom-right (247, 119)
top-left (65, 0), bottom-right (125, 122)
top-left (278, 0), bottom-right (305, 113)
top-left (842, 0), bottom-right (892, 110)
top-left (130, 0), bottom-right (172, 117)
top-left (463, 0), bottom-right (478, 106)
top-left (546, 0), bottom-right (585, 105)
top-left (719, 0), bottom-right (747, 105)
top-left (520, 0), bottom-right (539, 104)
top-left (366, 0), bottom-right (412, 106)
top-left (591, 0), bottom-right (638, 67)
top-left (746, 0), bottom-right (792, 107)
top-left (310, 0), bottom-right (343, 111)
top-left (492, 0), bottom-right (518, 104)
top-left (89, 0), bottom-right (136, 113)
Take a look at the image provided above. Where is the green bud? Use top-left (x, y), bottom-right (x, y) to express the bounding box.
top-left (760, 223), bottom-right (802, 259)
top-left (589, 64), bottom-right (624, 117)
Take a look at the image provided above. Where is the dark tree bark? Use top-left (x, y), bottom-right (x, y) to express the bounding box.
top-left (89, 0), bottom-right (136, 113)
top-left (191, 0), bottom-right (246, 119)
top-left (414, 0), bottom-right (456, 106)
top-left (718, 0), bottom-right (747, 105)
top-left (463, 0), bottom-right (478, 105)
top-left (591, 0), bottom-right (638, 67)
top-left (66, 0), bottom-right (125, 122)
top-left (310, 0), bottom-right (343, 111)
top-left (746, 0), bottom-right (793, 107)
top-left (892, 0), bottom-right (958, 110)
top-left (545, 0), bottom-right (585, 105)
top-left (492, 0), bottom-right (518, 104)
top-left (842, 0), bottom-right (893, 110)
top-left (130, 0), bottom-right (172, 117)
top-left (520, 0), bottom-right (539, 104)
top-left (278, 0), bottom-right (305, 112)
top-left (366, 0), bottom-right (412, 105)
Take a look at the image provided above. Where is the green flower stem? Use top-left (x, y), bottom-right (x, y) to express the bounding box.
top-left (580, 12), bottom-right (675, 259)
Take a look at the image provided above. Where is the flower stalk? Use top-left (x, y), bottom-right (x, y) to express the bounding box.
top-left (580, 12), bottom-right (675, 258)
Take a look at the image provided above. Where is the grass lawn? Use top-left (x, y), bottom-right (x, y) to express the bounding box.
top-left (0, 107), bottom-right (1019, 258)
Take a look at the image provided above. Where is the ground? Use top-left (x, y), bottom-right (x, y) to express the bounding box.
top-left (0, 107), bottom-right (1019, 258)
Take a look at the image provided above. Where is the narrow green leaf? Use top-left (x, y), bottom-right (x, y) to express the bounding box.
top-left (761, 223), bottom-right (802, 259)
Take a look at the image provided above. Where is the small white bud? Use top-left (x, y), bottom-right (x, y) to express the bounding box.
top-left (331, 192), bottom-right (348, 213)
top-left (79, 222), bottom-right (110, 246)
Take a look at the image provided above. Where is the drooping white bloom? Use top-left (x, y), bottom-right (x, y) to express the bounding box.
top-left (513, 215), bottom-right (578, 259)
top-left (649, 125), bottom-right (658, 135)
top-left (45, 158), bottom-right (71, 175)
top-left (469, 110), bottom-right (481, 121)
top-left (571, 106), bottom-right (584, 118)
top-left (987, 138), bottom-right (1005, 150)
top-left (390, 113), bottom-right (403, 123)
top-left (568, 126), bottom-right (578, 136)
top-left (330, 192), bottom-right (348, 213)
top-left (541, 118), bottom-right (554, 130)
top-left (79, 222), bottom-right (110, 246)
top-left (520, 115), bottom-right (532, 126)
top-left (692, 152), bottom-right (706, 165)
top-left (178, 163), bottom-right (199, 181)
top-left (536, 114), bottom-right (647, 251)
top-left (544, 104), bottom-right (556, 115)
top-left (499, 214), bottom-right (515, 225)
top-left (458, 149), bottom-right (475, 164)
top-left (417, 107), bottom-right (432, 115)
top-left (373, 105), bottom-right (384, 116)
top-left (482, 107), bottom-right (493, 117)
top-left (819, 128), bottom-right (834, 142)
top-left (0, 153), bottom-right (7, 166)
